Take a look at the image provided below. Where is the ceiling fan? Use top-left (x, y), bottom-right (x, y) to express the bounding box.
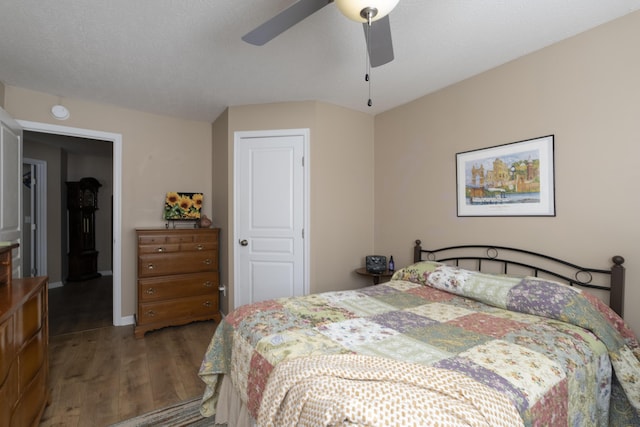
top-left (242, 0), bottom-right (399, 67)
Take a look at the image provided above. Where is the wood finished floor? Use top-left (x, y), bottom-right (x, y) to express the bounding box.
top-left (48, 275), bottom-right (114, 336)
top-left (41, 277), bottom-right (217, 426)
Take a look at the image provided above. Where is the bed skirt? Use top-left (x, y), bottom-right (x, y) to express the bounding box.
top-left (213, 376), bottom-right (255, 427)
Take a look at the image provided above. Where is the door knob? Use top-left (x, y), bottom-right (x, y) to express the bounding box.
top-left (239, 239), bottom-right (248, 246)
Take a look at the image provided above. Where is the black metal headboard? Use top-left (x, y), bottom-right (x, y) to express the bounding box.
top-left (413, 240), bottom-right (626, 317)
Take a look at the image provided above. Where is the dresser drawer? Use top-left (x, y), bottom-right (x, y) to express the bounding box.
top-left (138, 233), bottom-right (196, 245)
top-left (15, 288), bottom-right (44, 344)
top-left (17, 327), bottom-right (45, 392)
top-left (138, 241), bottom-right (217, 254)
top-left (12, 363), bottom-right (47, 427)
top-left (1, 276), bottom-right (48, 427)
top-left (138, 243), bottom-right (181, 255)
top-left (0, 367), bottom-right (17, 427)
top-left (180, 240), bottom-right (218, 252)
top-left (0, 316), bottom-right (14, 384)
top-left (138, 294), bottom-right (219, 324)
top-left (138, 250), bottom-right (217, 277)
top-left (138, 272), bottom-right (218, 302)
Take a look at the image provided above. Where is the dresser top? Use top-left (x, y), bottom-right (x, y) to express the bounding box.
top-left (136, 227), bottom-right (219, 233)
top-left (0, 276), bottom-right (47, 323)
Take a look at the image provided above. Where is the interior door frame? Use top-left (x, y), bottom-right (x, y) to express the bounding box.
top-left (233, 128), bottom-right (310, 309)
top-left (16, 120), bottom-right (127, 326)
top-left (22, 157), bottom-right (47, 277)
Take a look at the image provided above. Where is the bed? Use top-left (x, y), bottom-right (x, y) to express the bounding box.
top-left (198, 241), bottom-right (640, 426)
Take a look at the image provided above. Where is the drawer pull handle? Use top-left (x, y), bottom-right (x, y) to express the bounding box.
top-left (146, 310), bottom-right (156, 317)
top-left (196, 244), bottom-right (204, 250)
top-left (147, 263), bottom-right (155, 270)
top-left (156, 247), bottom-right (165, 252)
top-left (203, 301), bottom-right (212, 307)
top-left (203, 259), bottom-right (212, 265)
top-left (145, 288), bottom-right (155, 295)
top-left (203, 281), bottom-right (213, 287)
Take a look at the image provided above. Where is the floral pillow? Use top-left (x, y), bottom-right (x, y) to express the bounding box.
top-left (390, 261), bottom-right (442, 285)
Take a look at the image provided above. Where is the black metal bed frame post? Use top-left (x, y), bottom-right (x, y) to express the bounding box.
top-left (413, 240), bottom-right (422, 263)
top-left (610, 255), bottom-right (625, 317)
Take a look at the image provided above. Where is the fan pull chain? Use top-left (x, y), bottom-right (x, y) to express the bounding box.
top-left (365, 13), bottom-right (373, 107)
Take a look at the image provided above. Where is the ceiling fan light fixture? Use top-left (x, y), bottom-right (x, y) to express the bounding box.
top-left (335, 0), bottom-right (399, 23)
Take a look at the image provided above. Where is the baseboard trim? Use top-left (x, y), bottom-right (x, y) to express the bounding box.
top-left (116, 315), bottom-right (135, 327)
top-left (48, 281), bottom-right (64, 289)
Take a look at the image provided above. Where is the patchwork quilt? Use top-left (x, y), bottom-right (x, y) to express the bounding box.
top-left (199, 261), bottom-right (640, 426)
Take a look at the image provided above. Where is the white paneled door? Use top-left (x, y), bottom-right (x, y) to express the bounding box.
top-left (234, 129), bottom-right (309, 308)
top-left (0, 107), bottom-right (22, 278)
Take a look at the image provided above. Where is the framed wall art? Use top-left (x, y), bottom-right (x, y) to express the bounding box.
top-left (163, 192), bottom-right (203, 221)
top-left (456, 135), bottom-right (555, 217)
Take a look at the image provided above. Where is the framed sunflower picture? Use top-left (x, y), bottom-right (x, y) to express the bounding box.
top-left (163, 192), bottom-right (203, 221)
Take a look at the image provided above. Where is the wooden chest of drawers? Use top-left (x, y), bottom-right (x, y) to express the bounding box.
top-left (134, 228), bottom-right (221, 338)
top-left (1, 245), bottom-right (49, 427)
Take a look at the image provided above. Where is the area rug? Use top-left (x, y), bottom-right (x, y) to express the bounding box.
top-left (110, 397), bottom-right (224, 427)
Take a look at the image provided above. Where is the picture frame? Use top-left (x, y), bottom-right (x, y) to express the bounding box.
top-left (163, 192), bottom-right (203, 220)
top-left (456, 135), bottom-right (555, 217)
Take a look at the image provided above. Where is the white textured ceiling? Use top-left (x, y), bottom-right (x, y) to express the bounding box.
top-left (1, 1), bottom-right (639, 122)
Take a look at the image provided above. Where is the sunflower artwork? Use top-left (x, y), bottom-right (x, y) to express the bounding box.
top-left (163, 192), bottom-right (203, 220)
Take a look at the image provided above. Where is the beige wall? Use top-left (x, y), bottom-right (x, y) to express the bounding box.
top-left (211, 108), bottom-right (230, 313)
top-left (4, 86), bottom-right (213, 320)
top-left (216, 101), bottom-right (375, 312)
top-left (4, 86), bottom-right (374, 321)
top-left (374, 11), bottom-right (640, 336)
top-left (313, 102), bottom-right (375, 291)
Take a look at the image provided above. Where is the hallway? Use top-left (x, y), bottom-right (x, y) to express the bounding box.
top-left (48, 275), bottom-right (113, 336)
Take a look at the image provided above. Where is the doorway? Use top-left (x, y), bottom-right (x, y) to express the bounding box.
top-left (21, 158), bottom-right (47, 278)
top-left (17, 119), bottom-right (125, 327)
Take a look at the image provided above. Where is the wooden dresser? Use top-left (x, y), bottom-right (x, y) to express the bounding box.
top-left (0, 244), bottom-right (49, 427)
top-left (134, 228), bottom-right (221, 338)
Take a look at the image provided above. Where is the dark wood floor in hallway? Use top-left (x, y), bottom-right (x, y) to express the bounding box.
top-left (41, 276), bottom-right (217, 426)
top-left (48, 275), bottom-right (113, 336)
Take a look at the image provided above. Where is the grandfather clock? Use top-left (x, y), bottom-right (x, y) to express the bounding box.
top-left (67, 177), bottom-right (102, 281)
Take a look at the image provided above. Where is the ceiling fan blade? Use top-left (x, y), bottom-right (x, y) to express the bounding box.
top-left (242, 0), bottom-right (333, 46)
top-left (363, 15), bottom-right (394, 67)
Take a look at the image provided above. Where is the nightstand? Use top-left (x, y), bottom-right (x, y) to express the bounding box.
top-left (356, 267), bottom-right (394, 285)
